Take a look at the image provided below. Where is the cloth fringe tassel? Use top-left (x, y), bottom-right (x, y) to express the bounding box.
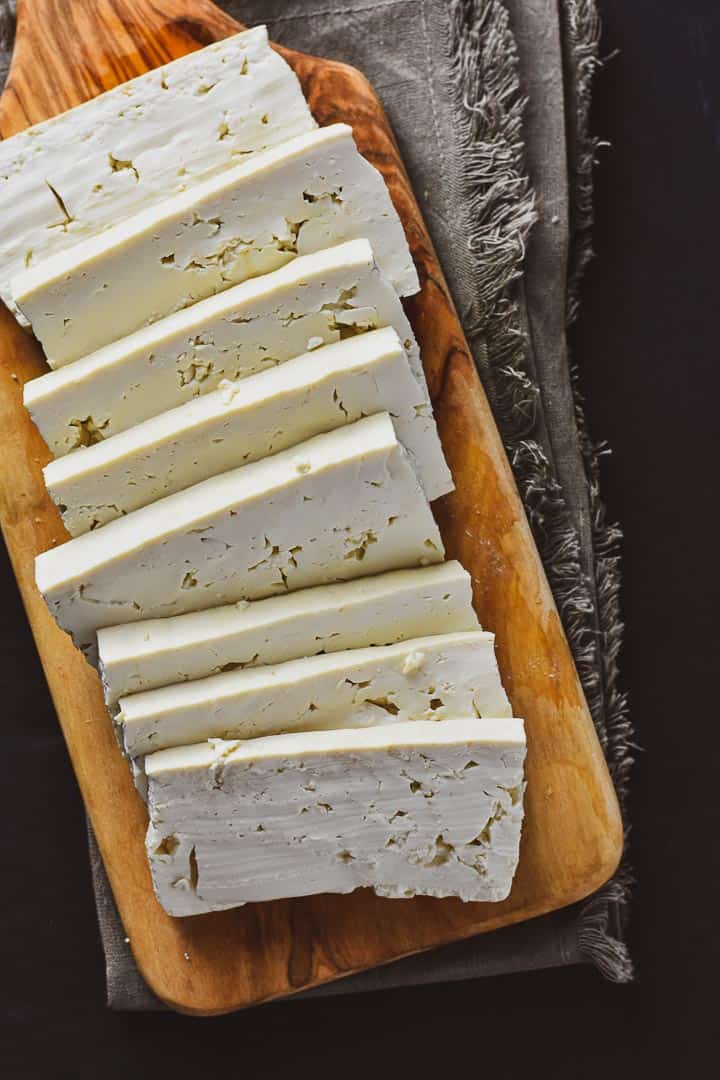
top-left (449, 0), bottom-right (634, 981)
top-left (0, 1), bottom-right (15, 53)
top-left (561, 0), bottom-right (634, 981)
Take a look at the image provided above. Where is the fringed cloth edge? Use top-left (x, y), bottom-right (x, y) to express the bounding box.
top-left (0, 1), bottom-right (16, 53)
top-left (448, 0), bottom-right (633, 982)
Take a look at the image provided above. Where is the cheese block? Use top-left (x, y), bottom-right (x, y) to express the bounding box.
top-left (23, 240), bottom-right (425, 457)
top-left (99, 562), bottom-right (478, 707)
top-left (118, 630), bottom-right (511, 760)
top-left (45, 328), bottom-right (452, 536)
top-left (0, 27), bottom-right (315, 318)
top-left (145, 717), bottom-right (526, 914)
top-left (35, 414), bottom-right (443, 656)
top-left (13, 125), bottom-right (419, 366)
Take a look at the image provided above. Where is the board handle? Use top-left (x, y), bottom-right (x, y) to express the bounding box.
top-left (1, 0), bottom-right (241, 133)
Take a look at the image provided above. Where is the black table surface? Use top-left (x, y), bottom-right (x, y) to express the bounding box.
top-left (2, 1), bottom-right (718, 1073)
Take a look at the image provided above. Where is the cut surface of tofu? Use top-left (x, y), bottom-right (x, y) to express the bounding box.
top-left (145, 717), bottom-right (526, 914)
top-left (118, 630), bottom-right (510, 759)
top-left (46, 327), bottom-right (452, 535)
top-left (24, 240), bottom-right (425, 457)
top-left (0, 27), bottom-right (315, 317)
top-left (14, 125), bottom-right (419, 365)
top-left (35, 414), bottom-right (443, 656)
top-left (98, 561), bottom-right (477, 707)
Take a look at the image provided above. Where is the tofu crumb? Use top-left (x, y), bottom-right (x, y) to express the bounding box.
top-left (218, 378), bottom-right (238, 404)
top-left (402, 650), bottom-right (426, 675)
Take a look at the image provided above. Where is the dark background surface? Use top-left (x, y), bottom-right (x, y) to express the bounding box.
top-left (2, 0), bottom-right (718, 1074)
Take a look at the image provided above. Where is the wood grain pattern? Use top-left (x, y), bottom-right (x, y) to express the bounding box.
top-left (0, 0), bottom-right (622, 1014)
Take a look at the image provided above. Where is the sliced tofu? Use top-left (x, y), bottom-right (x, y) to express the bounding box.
top-left (145, 717), bottom-right (526, 914)
top-left (98, 562), bottom-right (478, 707)
top-left (13, 125), bottom-right (419, 366)
top-left (0, 27), bottom-right (315, 317)
top-left (45, 327), bottom-right (452, 535)
top-left (35, 413), bottom-right (443, 657)
top-left (118, 630), bottom-right (511, 760)
top-left (24, 240), bottom-right (425, 458)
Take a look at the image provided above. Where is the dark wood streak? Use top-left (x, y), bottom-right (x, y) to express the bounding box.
top-left (78, 33), bottom-right (125, 98)
top-left (0, 0), bottom-right (622, 1015)
top-left (169, 17), bottom-right (226, 48)
top-left (425, 342), bottom-right (466, 414)
top-left (0, 83), bottom-right (30, 132)
top-left (287, 903), bottom-right (317, 989)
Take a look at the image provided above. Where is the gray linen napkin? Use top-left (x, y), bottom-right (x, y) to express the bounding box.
top-left (0, 0), bottom-right (633, 1008)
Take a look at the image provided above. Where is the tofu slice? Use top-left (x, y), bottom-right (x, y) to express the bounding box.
top-left (118, 630), bottom-right (510, 760)
top-left (35, 414), bottom-right (443, 657)
top-left (13, 125), bottom-right (419, 366)
top-left (45, 328), bottom-right (452, 536)
top-left (98, 562), bottom-right (478, 707)
top-left (24, 240), bottom-right (425, 458)
top-left (145, 717), bottom-right (526, 914)
top-left (0, 27), bottom-right (316, 317)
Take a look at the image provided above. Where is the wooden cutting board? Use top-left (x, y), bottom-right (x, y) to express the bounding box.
top-left (0, 0), bottom-right (622, 1014)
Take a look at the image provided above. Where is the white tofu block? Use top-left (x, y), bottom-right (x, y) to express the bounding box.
top-left (99, 561), bottom-right (478, 707)
top-left (118, 630), bottom-right (510, 759)
top-left (0, 27), bottom-right (316, 317)
top-left (145, 717), bottom-right (526, 914)
top-left (35, 414), bottom-right (443, 656)
top-left (14, 125), bottom-right (419, 366)
top-left (45, 328), bottom-right (452, 536)
top-left (23, 240), bottom-right (425, 457)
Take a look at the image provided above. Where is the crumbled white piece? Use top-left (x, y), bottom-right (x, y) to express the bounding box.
top-left (145, 718), bottom-right (526, 914)
top-left (118, 629), bottom-right (510, 760)
top-left (97, 561), bottom-right (478, 707)
top-left (44, 327), bottom-right (452, 536)
top-left (35, 414), bottom-right (443, 657)
top-left (13, 125), bottom-right (419, 365)
top-left (402, 650), bottom-right (426, 675)
top-left (24, 240), bottom-right (426, 457)
top-left (0, 27), bottom-right (315, 317)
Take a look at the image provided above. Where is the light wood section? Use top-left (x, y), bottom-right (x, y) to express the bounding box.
top-left (0, 0), bottom-right (622, 1014)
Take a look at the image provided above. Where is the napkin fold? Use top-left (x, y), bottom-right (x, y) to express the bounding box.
top-left (0, 0), bottom-right (633, 1008)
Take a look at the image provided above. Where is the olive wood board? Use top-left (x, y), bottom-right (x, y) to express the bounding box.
top-left (0, 0), bottom-right (622, 1015)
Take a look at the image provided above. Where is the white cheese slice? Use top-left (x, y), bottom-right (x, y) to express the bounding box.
top-left (0, 27), bottom-right (316, 318)
top-left (45, 327), bottom-right (452, 535)
top-left (118, 630), bottom-right (510, 760)
top-left (23, 240), bottom-right (425, 457)
top-left (98, 562), bottom-right (478, 707)
top-left (144, 717), bottom-right (526, 914)
top-left (13, 125), bottom-right (419, 366)
top-left (35, 413), bottom-right (443, 656)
